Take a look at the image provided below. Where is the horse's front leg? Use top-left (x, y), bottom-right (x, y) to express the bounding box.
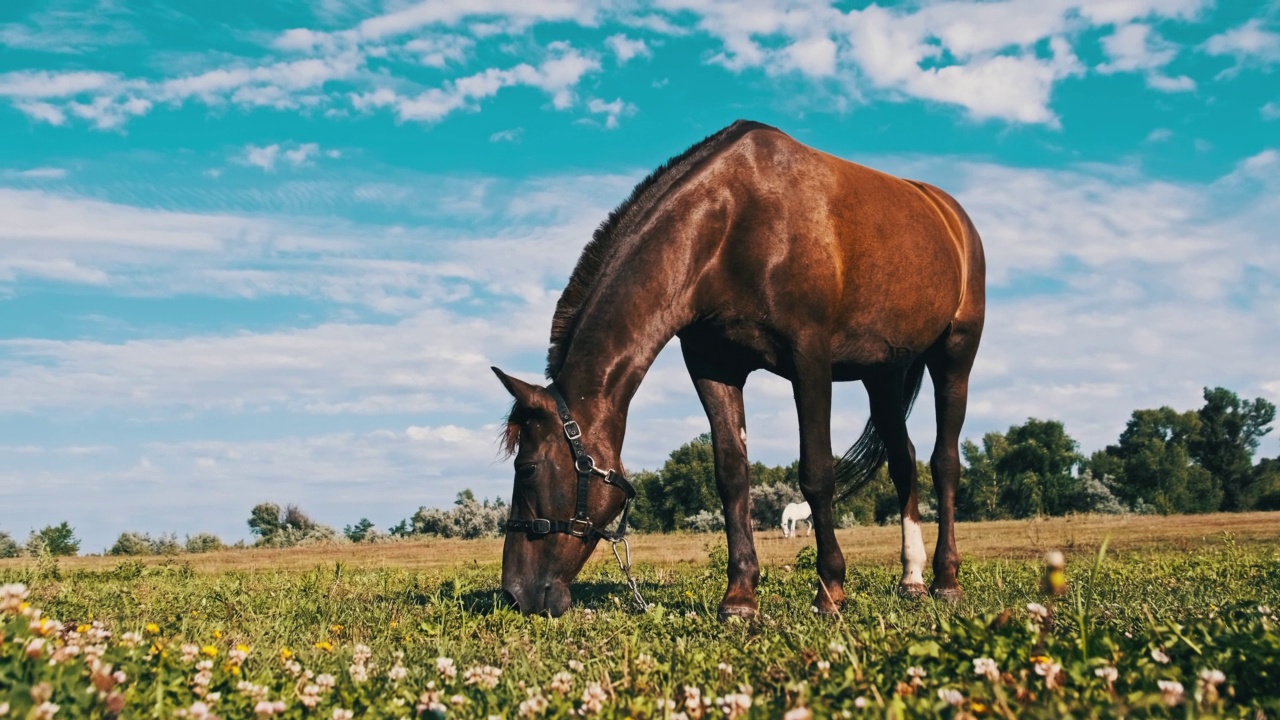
top-left (685, 358), bottom-right (759, 620)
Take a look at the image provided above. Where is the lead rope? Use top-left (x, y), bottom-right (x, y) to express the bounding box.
top-left (610, 537), bottom-right (648, 612)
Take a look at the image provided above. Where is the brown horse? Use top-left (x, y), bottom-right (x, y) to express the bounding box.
top-left (493, 120), bottom-right (985, 618)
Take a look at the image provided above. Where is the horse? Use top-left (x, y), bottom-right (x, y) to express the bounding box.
top-left (781, 501), bottom-right (813, 539)
top-left (494, 119), bottom-right (985, 618)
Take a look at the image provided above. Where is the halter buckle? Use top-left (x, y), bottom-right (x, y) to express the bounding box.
top-left (563, 420), bottom-right (582, 440)
top-left (568, 518), bottom-right (593, 537)
top-left (529, 518), bottom-right (551, 535)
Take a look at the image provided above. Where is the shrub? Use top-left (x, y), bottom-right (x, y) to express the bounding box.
top-left (185, 533), bottom-right (225, 554)
top-left (248, 502), bottom-right (339, 547)
top-left (409, 492), bottom-right (507, 539)
top-left (344, 518), bottom-right (376, 543)
top-left (750, 483), bottom-right (803, 530)
top-left (150, 532), bottom-right (182, 555)
top-left (683, 510), bottom-right (725, 534)
top-left (109, 532), bottom-right (153, 556)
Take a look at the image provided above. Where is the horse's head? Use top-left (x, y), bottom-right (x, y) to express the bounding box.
top-left (491, 367), bottom-right (630, 617)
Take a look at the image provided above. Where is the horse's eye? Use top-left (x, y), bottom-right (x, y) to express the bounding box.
top-left (516, 462), bottom-right (537, 481)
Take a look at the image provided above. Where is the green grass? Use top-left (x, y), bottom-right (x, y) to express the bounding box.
top-left (2, 535), bottom-right (1278, 718)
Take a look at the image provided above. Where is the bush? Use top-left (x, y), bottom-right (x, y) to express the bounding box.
top-left (185, 533), bottom-right (225, 554)
top-left (683, 510), bottom-right (725, 534)
top-left (109, 532), bottom-right (153, 556)
top-left (150, 532), bottom-right (182, 556)
top-left (1076, 470), bottom-right (1127, 515)
top-left (248, 502), bottom-right (339, 548)
top-left (750, 483), bottom-right (803, 530)
top-left (409, 492), bottom-right (507, 539)
top-left (0, 531), bottom-right (20, 559)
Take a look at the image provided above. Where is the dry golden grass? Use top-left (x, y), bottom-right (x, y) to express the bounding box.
top-left (4, 511), bottom-right (1277, 575)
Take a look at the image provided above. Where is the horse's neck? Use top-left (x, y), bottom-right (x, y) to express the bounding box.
top-left (554, 234), bottom-right (695, 446)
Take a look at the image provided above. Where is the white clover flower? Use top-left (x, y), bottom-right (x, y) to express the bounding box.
top-left (518, 690), bottom-right (548, 717)
top-left (579, 682), bottom-right (609, 715)
top-left (1027, 603), bottom-right (1050, 621)
top-left (450, 695), bottom-right (466, 706)
top-left (331, 710), bottom-right (353, 720)
top-left (316, 673), bottom-right (336, 690)
top-left (465, 665), bottom-right (503, 690)
top-left (550, 672), bottom-right (575, 695)
top-left (973, 657), bottom-right (999, 681)
top-left (937, 688), bottom-right (964, 706)
top-left (1151, 649), bottom-right (1170, 664)
top-left (1095, 666), bottom-right (1119, 684)
top-left (906, 666), bottom-right (927, 686)
top-left (24, 638), bottom-right (46, 659)
top-left (718, 662), bottom-right (733, 677)
top-left (0, 583), bottom-right (28, 614)
top-left (348, 663), bottom-right (369, 683)
top-left (1198, 669), bottom-right (1225, 686)
top-left (436, 657), bottom-right (457, 680)
top-left (388, 664), bottom-right (408, 682)
top-left (568, 659), bottom-right (585, 673)
top-left (717, 692), bottom-right (751, 719)
top-left (1034, 658), bottom-right (1063, 690)
top-left (634, 654), bottom-right (658, 673)
top-left (854, 696), bottom-right (869, 709)
top-left (816, 660), bottom-right (831, 678)
top-left (681, 686), bottom-right (707, 719)
top-left (0, 702), bottom-right (9, 717)
top-left (119, 631), bottom-right (142, 648)
top-left (783, 707), bottom-right (812, 720)
top-left (186, 701), bottom-right (211, 720)
top-left (300, 685), bottom-right (322, 710)
top-left (33, 702), bottom-right (59, 720)
top-left (352, 644), bottom-right (372, 666)
top-left (1158, 680), bottom-right (1184, 706)
top-left (181, 644), bottom-right (200, 663)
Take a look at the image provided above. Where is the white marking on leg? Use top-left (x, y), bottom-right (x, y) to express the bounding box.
top-left (739, 426), bottom-right (747, 445)
top-left (901, 516), bottom-right (927, 586)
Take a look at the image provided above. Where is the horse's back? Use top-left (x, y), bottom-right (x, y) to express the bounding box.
top-left (687, 125), bottom-right (983, 366)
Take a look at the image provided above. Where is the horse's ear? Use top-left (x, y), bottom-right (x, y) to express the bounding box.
top-left (491, 367), bottom-right (544, 407)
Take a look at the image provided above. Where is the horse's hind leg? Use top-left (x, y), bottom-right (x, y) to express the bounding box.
top-left (926, 328), bottom-right (980, 600)
top-left (789, 346), bottom-right (846, 614)
top-left (865, 369), bottom-right (927, 598)
top-left (683, 346), bottom-right (759, 620)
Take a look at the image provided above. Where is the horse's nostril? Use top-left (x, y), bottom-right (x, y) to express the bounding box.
top-left (501, 589), bottom-right (520, 612)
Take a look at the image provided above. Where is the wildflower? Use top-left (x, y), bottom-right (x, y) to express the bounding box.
top-left (718, 662), bottom-right (733, 677)
top-left (1095, 666), bottom-right (1119, 684)
top-left (550, 672), bottom-right (575, 695)
top-left (0, 583), bottom-right (28, 614)
top-left (299, 685), bottom-right (322, 710)
top-left (828, 642), bottom-right (847, 656)
top-left (436, 657), bottom-right (457, 680)
top-left (33, 703), bottom-right (59, 720)
top-left (568, 659), bottom-right (585, 673)
top-left (450, 695), bottom-right (466, 706)
top-left (0, 702), bottom-right (8, 717)
top-left (253, 700), bottom-right (287, 717)
top-left (388, 664), bottom-right (408, 682)
top-left (973, 657), bottom-right (999, 682)
top-left (31, 683), bottom-right (53, 704)
top-left (332, 710), bottom-right (353, 720)
top-left (464, 665), bottom-right (503, 690)
top-left (816, 660), bottom-right (831, 678)
top-left (181, 644), bottom-right (200, 663)
top-left (1158, 680), bottom-right (1184, 706)
top-left (1042, 550), bottom-right (1067, 597)
top-left (907, 666), bottom-right (927, 686)
top-left (1027, 603), bottom-right (1050, 622)
top-left (352, 644), bottom-right (372, 665)
top-left (971, 699), bottom-right (989, 714)
top-left (635, 654), bottom-right (658, 673)
top-left (349, 662), bottom-right (369, 683)
top-left (518, 690), bottom-right (548, 717)
top-left (145, 623), bottom-right (161, 635)
top-left (213, 630), bottom-right (223, 640)
top-left (681, 686), bottom-right (709, 719)
top-left (284, 659), bottom-right (303, 677)
top-left (228, 646), bottom-right (249, 667)
top-left (1034, 657), bottom-right (1064, 690)
top-left (784, 707), bottom-right (813, 720)
top-left (1151, 649), bottom-right (1170, 664)
top-left (279, 648), bottom-right (293, 661)
top-left (579, 682), bottom-right (610, 715)
top-left (854, 697), bottom-right (869, 709)
top-left (24, 638), bottom-right (46, 659)
top-left (717, 692), bottom-right (751, 719)
top-left (314, 641), bottom-right (334, 653)
top-left (117, 631), bottom-right (140, 648)
top-left (185, 702), bottom-right (212, 720)
top-left (201, 645), bottom-right (218, 658)
top-left (1197, 669), bottom-right (1226, 703)
top-left (938, 688), bottom-right (964, 706)
top-left (316, 673), bottom-right (337, 690)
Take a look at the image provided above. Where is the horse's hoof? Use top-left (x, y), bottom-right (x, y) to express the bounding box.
top-left (930, 586), bottom-right (965, 603)
top-left (717, 604), bottom-right (757, 622)
top-left (897, 583), bottom-right (928, 599)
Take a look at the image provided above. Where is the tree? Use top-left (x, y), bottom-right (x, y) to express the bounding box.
top-left (1253, 456), bottom-right (1280, 511)
top-left (0, 531), bottom-right (19, 559)
top-left (1094, 407), bottom-right (1220, 514)
top-left (344, 518), bottom-right (376, 543)
top-left (31, 522), bottom-right (79, 557)
top-left (1191, 387), bottom-right (1276, 511)
top-left (248, 502), bottom-right (284, 539)
top-left (958, 420), bottom-right (1084, 520)
top-left (409, 491), bottom-right (507, 539)
top-left (185, 533), bottom-right (225, 554)
top-left (631, 434), bottom-right (719, 532)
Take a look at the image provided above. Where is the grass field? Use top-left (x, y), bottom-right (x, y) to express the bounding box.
top-left (2, 513), bottom-right (1279, 718)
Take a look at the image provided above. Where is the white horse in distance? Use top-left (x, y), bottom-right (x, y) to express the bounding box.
top-left (781, 501), bottom-right (812, 538)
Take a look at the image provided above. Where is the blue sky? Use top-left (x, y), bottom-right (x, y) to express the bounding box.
top-left (1, 0), bottom-right (1278, 551)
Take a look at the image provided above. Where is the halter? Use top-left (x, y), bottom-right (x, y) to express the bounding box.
top-left (503, 385), bottom-right (636, 541)
top-left (503, 385), bottom-right (647, 610)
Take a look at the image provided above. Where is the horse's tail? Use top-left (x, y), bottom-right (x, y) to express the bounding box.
top-left (834, 359), bottom-right (928, 501)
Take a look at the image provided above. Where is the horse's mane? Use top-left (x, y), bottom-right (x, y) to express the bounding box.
top-left (544, 119), bottom-right (776, 378)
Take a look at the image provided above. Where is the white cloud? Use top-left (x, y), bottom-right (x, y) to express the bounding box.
top-left (354, 0), bottom-right (598, 40)
top-left (1201, 18), bottom-right (1280, 74)
top-left (9, 167), bottom-right (69, 179)
top-left (238, 142), bottom-right (328, 172)
top-left (243, 144), bottom-right (282, 172)
top-left (403, 34), bottom-right (475, 67)
top-left (605, 33), bottom-right (651, 64)
top-left (1262, 101), bottom-right (1280, 120)
top-left (489, 127), bottom-right (523, 142)
top-left (586, 97), bottom-right (636, 129)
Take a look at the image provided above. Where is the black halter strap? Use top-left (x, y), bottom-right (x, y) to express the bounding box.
top-left (504, 385), bottom-right (636, 542)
